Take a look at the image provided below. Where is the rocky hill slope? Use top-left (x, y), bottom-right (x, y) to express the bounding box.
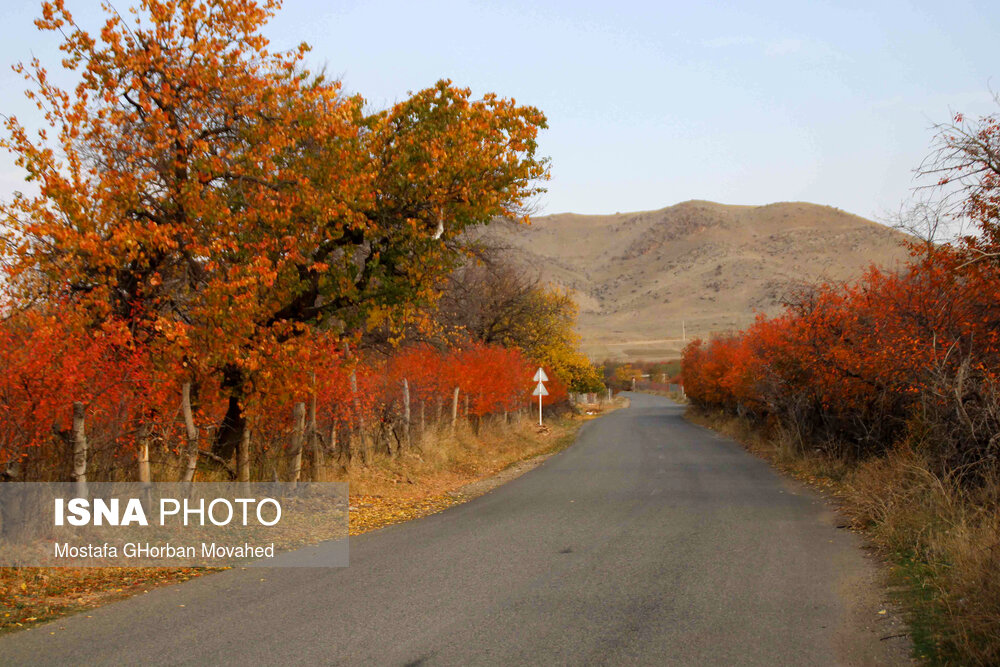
top-left (478, 200), bottom-right (911, 360)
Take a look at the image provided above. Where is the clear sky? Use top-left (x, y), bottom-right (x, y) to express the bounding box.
top-left (1, 0), bottom-right (998, 221)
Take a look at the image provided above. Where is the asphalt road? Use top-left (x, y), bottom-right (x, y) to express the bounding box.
top-left (1, 394), bottom-right (896, 666)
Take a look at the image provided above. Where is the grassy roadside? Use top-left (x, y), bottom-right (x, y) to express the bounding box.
top-left (344, 410), bottom-right (592, 534)
top-left (0, 403), bottom-right (617, 634)
top-left (685, 406), bottom-right (1000, 666)
top-left (636, 388), bottom-right (688, 404)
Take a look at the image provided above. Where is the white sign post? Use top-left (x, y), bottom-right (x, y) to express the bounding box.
top-left (532, 368), bottom-right (549, 426)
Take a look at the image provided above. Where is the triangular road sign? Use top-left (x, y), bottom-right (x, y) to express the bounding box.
top-left (532, 381), bottom-right (549, 396)
top-left (533, 368), bottom-right (549, 383)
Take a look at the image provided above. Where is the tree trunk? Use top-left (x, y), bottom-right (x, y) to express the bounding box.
top-left (330, 423), bottom-right (344, 465)
top-left (402, 378), bottom-right (411, 450)
top-left (180, 382), bottom-right (200, 483)
top-left (383, 425), bottom-right (394, 457)
top-left (238, 422), bottom-right (251, 490)
top-left (345, 429), bottom-right (355, 466)
top-left (212, 366), bottom-right (245, 460)
top-left (289, 401), bottom-right (306, 484)
top-left (72, 402), bottom-right (88, 496)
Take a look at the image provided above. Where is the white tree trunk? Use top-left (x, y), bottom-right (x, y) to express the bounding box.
top-left (180, 382), bottom-right (200, 483)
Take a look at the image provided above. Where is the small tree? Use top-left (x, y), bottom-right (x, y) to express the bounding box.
top-left (438, 251), bottom-right (602, 392)
top-left (919, 99), bottom-right (1000, 262)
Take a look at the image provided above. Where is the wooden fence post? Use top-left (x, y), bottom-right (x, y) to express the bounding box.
top-left (309, 386), bottom-right (322, 478)
top-left (402, 379), bottom-right (411, 450)
top-left (137, 421), bottom-right (151, 486)
top-left (72, 402), bottom-right (88, 496)
top-left (451, 387), bottom-right (460, 432)
top-left (290, 401), bottom-right (306, 484)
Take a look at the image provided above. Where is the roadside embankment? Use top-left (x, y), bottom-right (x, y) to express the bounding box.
top-left (686, 406), bottom-right (1000, 666)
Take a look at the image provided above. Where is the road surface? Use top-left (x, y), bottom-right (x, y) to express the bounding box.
top-left (0, 394), bottom-right (905, 665)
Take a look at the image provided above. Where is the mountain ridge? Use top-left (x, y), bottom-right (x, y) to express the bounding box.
top-left (478, 200), bottom-right (911, 361)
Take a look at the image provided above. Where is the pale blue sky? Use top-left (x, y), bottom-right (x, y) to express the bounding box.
top-left (1, 0), bottom-right (998, 221)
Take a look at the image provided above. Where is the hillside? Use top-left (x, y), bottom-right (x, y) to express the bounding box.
top-left (478, 200), bottom-right (911, 361)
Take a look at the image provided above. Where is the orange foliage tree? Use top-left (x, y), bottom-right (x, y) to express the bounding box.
top-left (1, 0), bottom-right (549, 462)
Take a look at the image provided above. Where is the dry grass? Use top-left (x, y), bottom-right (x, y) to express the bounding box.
top-left (842, 453), bottom-right (1000, 665)
top-left (639, 388), bottom-right (689, 404)
top-left (342, 411), bottom-right (594, 533)
top-left (0, 566), bottom-right (211, 634)
top-left (343, 414), bottom-right (575, 498)
top-left (688, 407), bottom-right (1000, 666)
top-left (0, 404), bottom-right (619, 634)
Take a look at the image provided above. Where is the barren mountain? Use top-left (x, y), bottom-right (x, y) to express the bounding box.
top-left (478, 200), bottom-right (911, 361)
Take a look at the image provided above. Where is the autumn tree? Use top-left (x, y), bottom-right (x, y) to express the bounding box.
top-left (612, 364), bottom-right (643, 390)
top-left (1, 0), bottom-right (548, 460)
top-left (919, 102), bottom-right (1000, 258)
top-left (437, 249), bottom-right (602, 392)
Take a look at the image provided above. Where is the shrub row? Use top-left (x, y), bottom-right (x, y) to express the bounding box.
top-left (0, 309), bottom-right (564, 482)
top-left (683, 248), bottom-right (1000, 476)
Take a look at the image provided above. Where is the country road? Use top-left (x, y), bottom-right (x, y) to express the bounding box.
top-left (1, 394), bottom-right (908, 666)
